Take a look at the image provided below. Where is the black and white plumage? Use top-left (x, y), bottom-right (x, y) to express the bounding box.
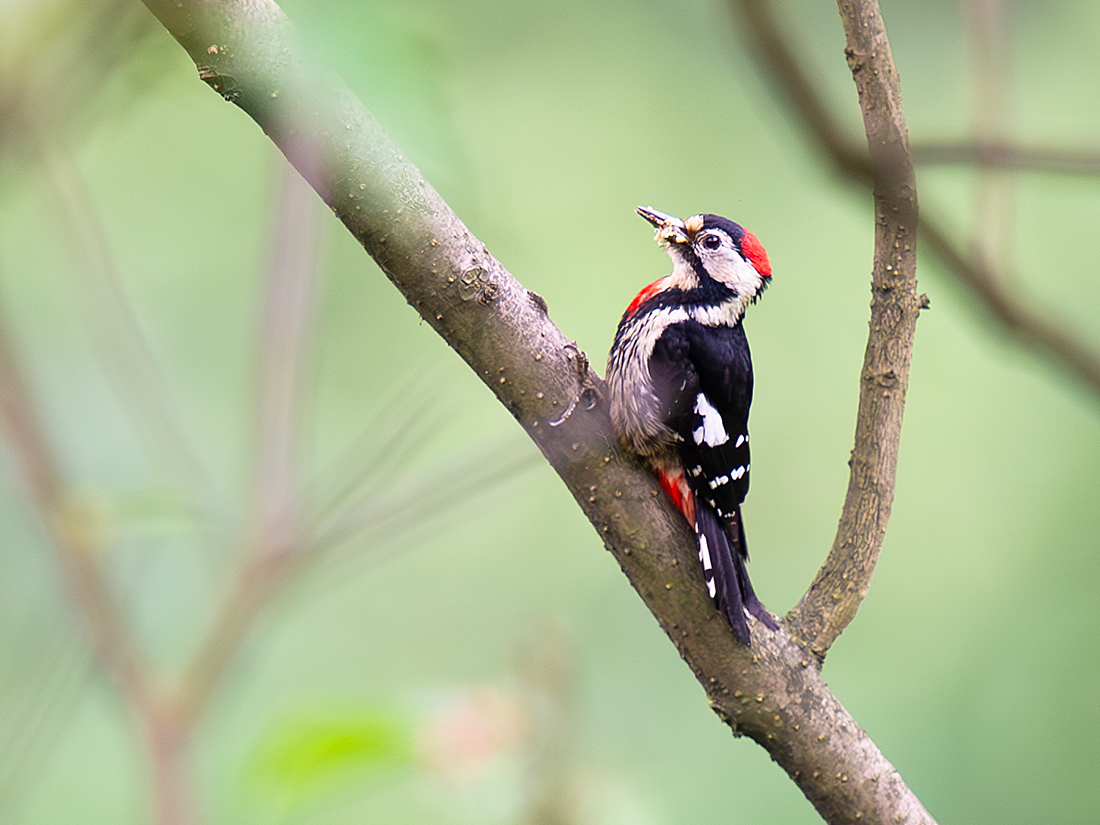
top-left (606, 206), bottom-right (777, 643)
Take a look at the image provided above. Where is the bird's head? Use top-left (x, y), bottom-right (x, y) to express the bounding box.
top-left (636, 206), bottom-right (772, 303)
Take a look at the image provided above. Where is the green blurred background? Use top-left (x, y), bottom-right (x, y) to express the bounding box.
top-left (1, 0), bottom-right (1099, 822)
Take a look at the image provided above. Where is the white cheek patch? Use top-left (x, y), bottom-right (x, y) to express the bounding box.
top-left (702, 247), bottom-right (765, 299)
top-left (692, 393), bottom-right (729, 446)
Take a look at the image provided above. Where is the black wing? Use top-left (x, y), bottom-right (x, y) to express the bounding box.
top-left (651, 320), bottom-right (776, 639)
top-left (646, 320), bottom-right (754, 523)
top-left (647, 322), bottom-right (699, 438)
top-left (676, 321), bottom-right (754, 524)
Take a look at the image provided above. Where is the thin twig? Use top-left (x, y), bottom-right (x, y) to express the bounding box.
top-left (176, 550), bottom-right (296, 730)
top-left (176, 160), bottom-right (321, 728)
top-left (0, 614), bottom-right (90, 821)
top-left (250, 157), bottom-right (320, 560)
top-left (920, 214), bottom-right (1100, 390)
top-left (41, 144), bottom-right (220, 519)
top-left (0, 286), bottom-right (196, 821)
top-left (0, 292), bottom-right (148, 704)
top-left (913, 140), bottom-right (1100, 176)
top-left (309, 442), bottom-right (539, 557)
top-left (963, 0), bottom-right (1014, 273)
top-left (305, 394), bottom-right (441, 542)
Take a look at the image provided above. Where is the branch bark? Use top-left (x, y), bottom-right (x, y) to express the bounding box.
top-left (785, 0), bottom-right (921, 657)
top-left (137, 1), bottom-right (936, 822)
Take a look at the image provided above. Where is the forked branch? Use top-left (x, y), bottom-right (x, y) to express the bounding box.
top-left (734, 0), bottom-right (1100, 400)
top-left (137, 1), bottom-right (937, 821)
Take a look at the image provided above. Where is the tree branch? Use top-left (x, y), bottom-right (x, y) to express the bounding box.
top-left (40, 142), bottom-right (219, 520)
top-left (137, 1), bottom-right (937, 821)
top-left (174, 161), bottom-right (321, 731)
top-left (733, 0), bottom-right (1100, 403)
top-left (913, 140), bottom-right (1100, 177)
top-left (962, 0), bottom-right (1014, 274)
top-left (249, 152), bottom-right (319, 561)
top-left (0, 297), bottom-right (148, 710)
top-left (0, 289), bottom-right (201, 823)
top-left (735, 0), bottom-right (924, 656)
top-left (784, 0), bottom-right (920, 656)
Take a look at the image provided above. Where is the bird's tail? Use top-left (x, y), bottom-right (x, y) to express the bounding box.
top-left (727, 507), bottom-right (779, 632)
top-left (695, 503), bottom-right (777, 643)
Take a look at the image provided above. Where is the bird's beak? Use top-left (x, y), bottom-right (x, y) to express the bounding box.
top-left (636, 206), bottom-right (689, 246)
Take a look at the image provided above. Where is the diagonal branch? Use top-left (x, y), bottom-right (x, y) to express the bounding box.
top-left (0, 272), bottom-right (207, 823)
top-left (137, 1), bottom-right (937, 822)
top-left (0, 291), bottom-right (150, 709)
top-left (40, 143), bottom-right (220, 517)
top-left (919, 216), bottom-right (1100, 392)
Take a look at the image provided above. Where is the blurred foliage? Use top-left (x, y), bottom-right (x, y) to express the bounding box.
top-left (1, 0), bottom-right (1099, 824)
top-left (244, 705), bottom-right (415, 812)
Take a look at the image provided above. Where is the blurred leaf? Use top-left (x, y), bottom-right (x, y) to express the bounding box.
top-left (246, 705), bottom-right (416, 807)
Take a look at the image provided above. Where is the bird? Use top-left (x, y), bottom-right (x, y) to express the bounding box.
top-left (606, 206), bottom-right (778, 643)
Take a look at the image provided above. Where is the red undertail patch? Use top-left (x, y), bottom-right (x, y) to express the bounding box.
top-left (656, 467), bottom-right (695, 525)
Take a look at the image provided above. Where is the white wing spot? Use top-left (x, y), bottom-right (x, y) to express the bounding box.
top-left (735, 433), bottom-right (747, 448)
top-left (692, 393), bottom-right (729, 446)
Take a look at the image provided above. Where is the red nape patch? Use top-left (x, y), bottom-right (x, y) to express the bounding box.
top-left (624, 277), bottom-right (668, 319)
top-left (740, 230), bottom-right (772, 279)
top-left (656, 468), bottom-right (696, 525)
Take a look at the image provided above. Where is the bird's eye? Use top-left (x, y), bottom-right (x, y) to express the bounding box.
top-left (702, 234), bottom-right (722, 250)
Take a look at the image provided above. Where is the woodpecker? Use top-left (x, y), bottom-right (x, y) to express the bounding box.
top-left (606, 206), bottom-right (778, 643)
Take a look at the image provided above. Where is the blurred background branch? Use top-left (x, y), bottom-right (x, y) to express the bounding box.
top-left (963, 0), bottom-right (1014, 274)
top-left (733, 0), bottom-right (1100, 399)
top-left (41, 144), bottom-right (221, 521)
top-left (0, 5), bottom-right (538, 821)
top-left (1, 0), bottom-right (1099, 824)
top-left (912, 140), bottom-right (1100, 176)
top-left (129, 1), bottom-right (940, 822)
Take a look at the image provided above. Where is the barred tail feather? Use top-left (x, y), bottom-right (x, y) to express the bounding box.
top-left (696, 504), bottom-right (778, 642)
top-left (729, 508), bottom-right (778, 631)
top-left (695, 503), bottom-right (750, 643)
